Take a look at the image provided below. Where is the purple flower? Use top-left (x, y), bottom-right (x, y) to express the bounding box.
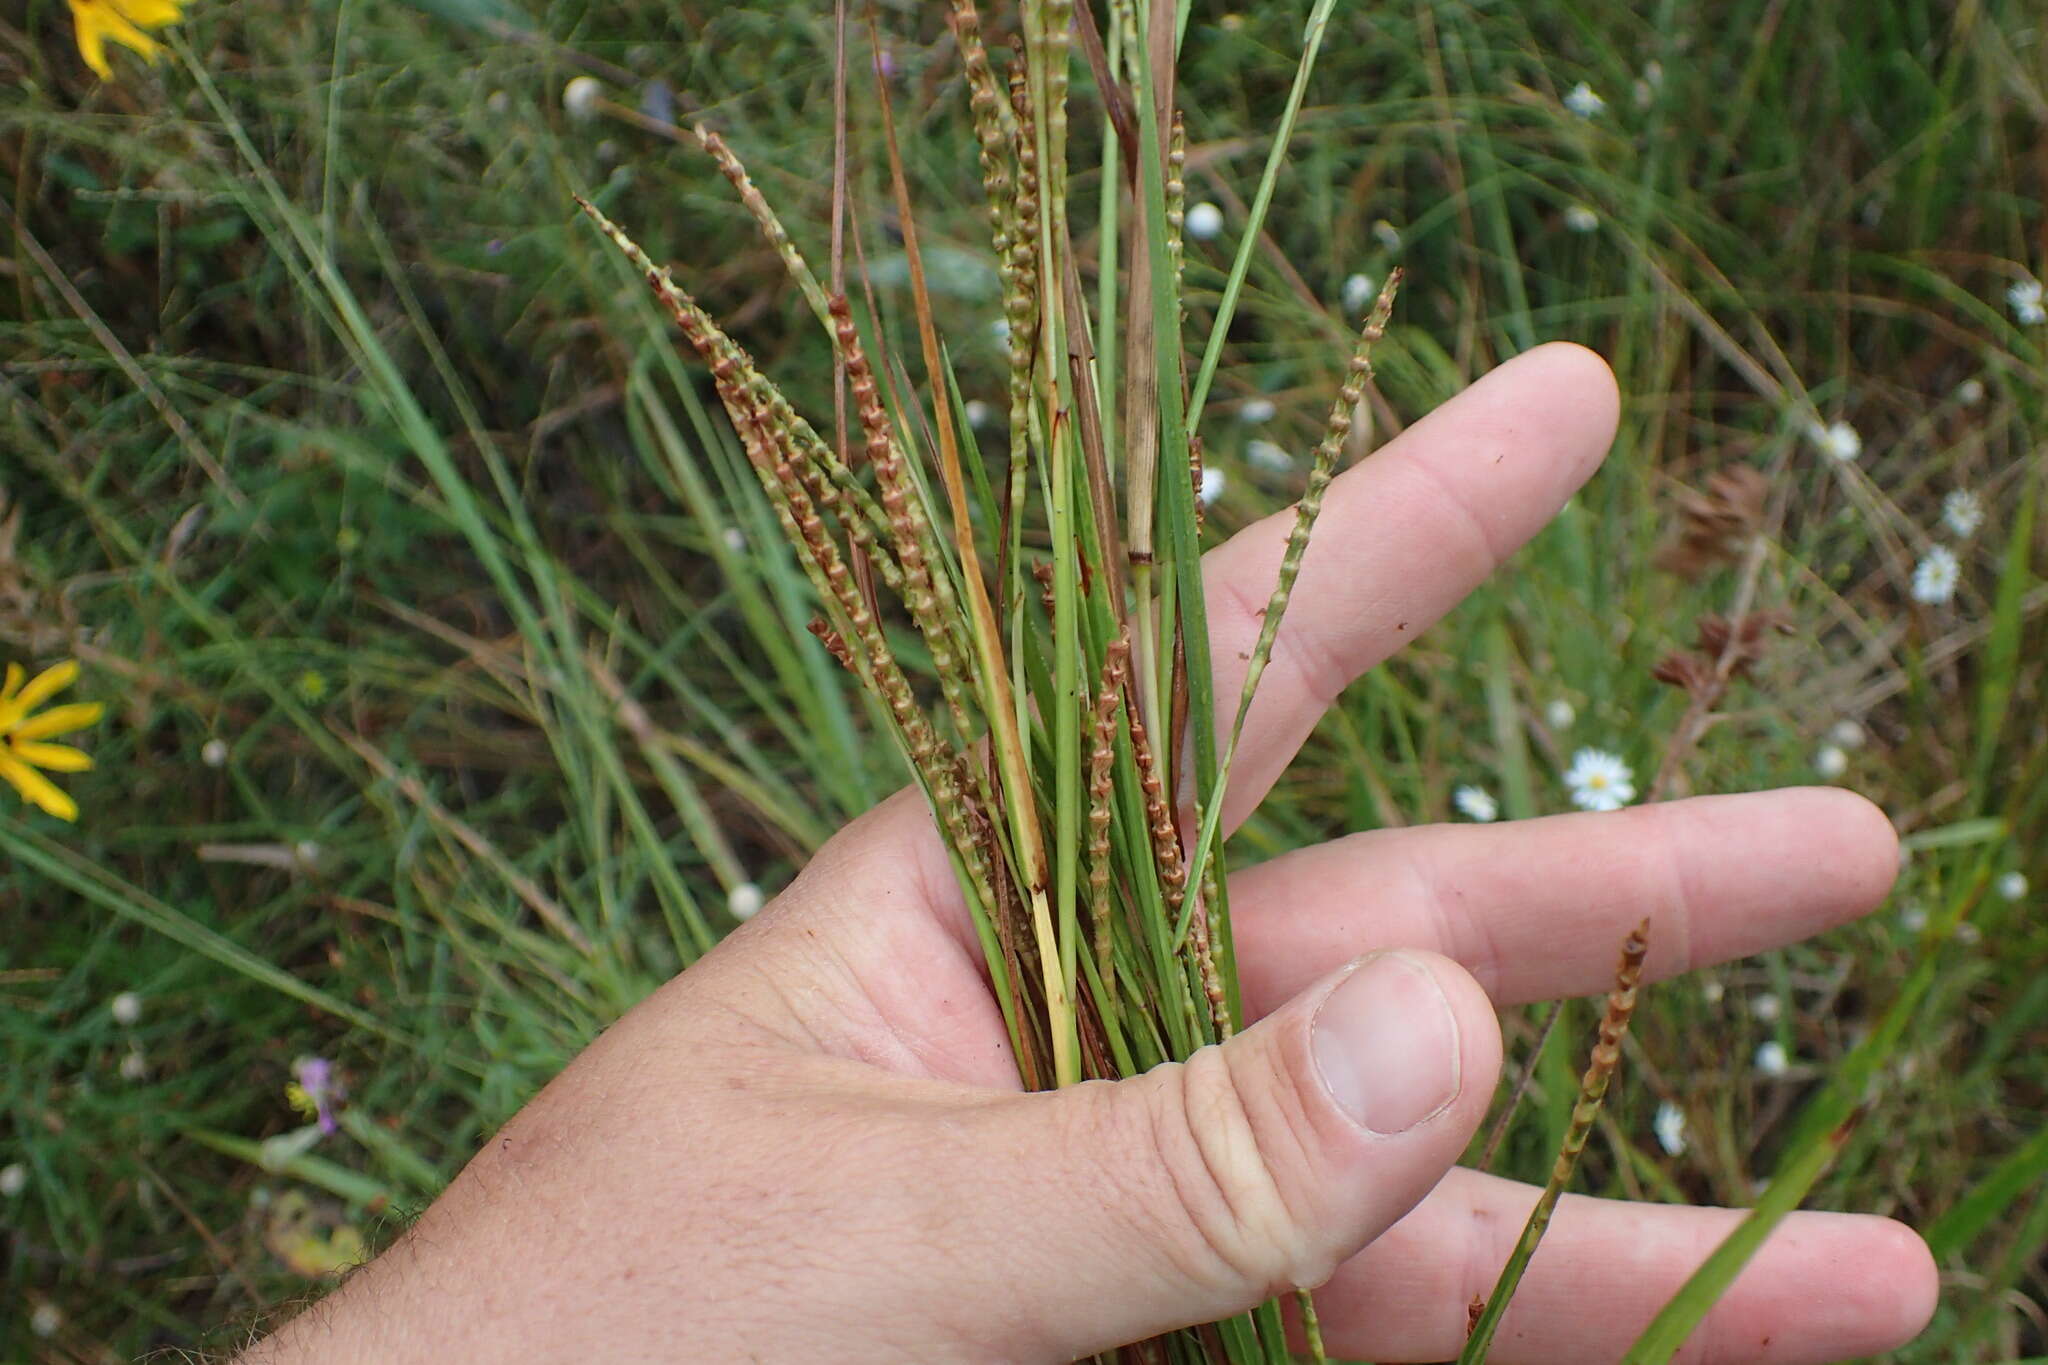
top-left (290, 1055), bottom-right (343, 1135)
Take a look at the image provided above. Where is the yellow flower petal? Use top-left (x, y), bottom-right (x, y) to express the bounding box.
top-left (13, 661), bottom-right (78, 713)
top-left (111, 0), bottom-right (184, 24)
top-left (12, 741), bottom-right (93, 773)
top-left (100, 5), bottom-right (162, 62)
top-left (0, 750), bottom-right (79, 821)
top-left (9, 702), bottom-right (105, 742)
top-left (0, 663), bottom-right (22, 702)
top-left (68, 0), bottom-right (114, 78)
top-left (68, 0), bottom-right (163, 77)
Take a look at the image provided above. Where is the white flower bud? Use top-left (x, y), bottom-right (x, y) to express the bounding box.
top-left (563, 76), bottom-right (604, 122)
top-left (728, 882), bottom-right (766, 921)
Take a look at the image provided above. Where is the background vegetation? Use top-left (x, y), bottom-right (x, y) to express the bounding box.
top-left (2, 0), bottom-right (2044, 1358)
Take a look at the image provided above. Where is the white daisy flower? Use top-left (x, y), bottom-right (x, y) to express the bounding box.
top-left (31, 1303), bottom-right (63, 1337)
top-left (1237, 397), bottom-right (1277, 425)
top-left (1805, 418), bottom-right (1862, 462)
top-left (1372, 220), bottom-right (1403, 252)
top-left (1199, 466), bottom-right (1227, 506)
top-left (563, 76), bottom-right (604, 122)
top-left (721, 526), bottom-right (747, 553)
top-left (1956, 377), bottom-right (1986, 406)
top-left (1652, 1100), bottom-right (1686, 1156)
top-left (1184, 202), bottom-right (1225, 241)
top-left (1545, 698), bottom-right (1576, 731)
top-left (1898, 903), bottom-right (1929, 934)
top-left (964, 399), bottom-right (995, 431)
top-left (1563, 204), bottom-right (1599, 233)
top-left (1910, 545), bottom-right (1960, 605)
top-left (1997, 871), bottom-right (2028, 902)
top-left (1753, 1040), bottom-right (1789, 1077)
top-left (1750, 993), bottom-right (1782, 1023)
top-left (201, 738), bottom-right (229, 768)
top-left (1246, 439), bottom-right (1294, 473)
top-left (1453, 785), bottom-right (1500, 823)
top-left (1563, 748), bottom-right (1634, 811)
top-left (1941, 489), bottom-right (1984, 539)
top-left (0, 1162), bottom-right (25, 1197)
top-left (1829, 719), bottom-right (1867, 749)
top-left (119, 1049), bottom-right (149, 1082)
top-left (2007, 277), bottom-right (2046, 326)
top-left (1700, 978), bottom-right (1725, 1005)
top-left (1815, 744), bottom-right (1848, 780)
top-left (1563, 81), bottom-right (1606, 117)
top-left (110, 992), bottom-right (142, 1026)
top-left (1342, 272), bottom-right (1377, 316)
top-left (727, 882), bottom-right (767, 921)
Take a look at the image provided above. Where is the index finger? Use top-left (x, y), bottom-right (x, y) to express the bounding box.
top-left (1202, 342), bottom-right (1619, 830)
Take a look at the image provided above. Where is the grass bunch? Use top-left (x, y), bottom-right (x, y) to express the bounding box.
top-left (577, 0), bottom-right (1391, 1355)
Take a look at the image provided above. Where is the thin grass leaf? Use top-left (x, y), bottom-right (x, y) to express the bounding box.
top-left (1618, 1109), bottom-right (1865, 1365)
top-left (1186, 0), bottom-right (1340, 422)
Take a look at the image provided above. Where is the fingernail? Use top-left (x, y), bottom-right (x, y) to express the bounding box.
top-left (1310, 952), bottom-right (1461, 1136)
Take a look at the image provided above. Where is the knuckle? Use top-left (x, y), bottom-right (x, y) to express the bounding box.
top-left (1142, 1044), bottom-right (1327, 1299)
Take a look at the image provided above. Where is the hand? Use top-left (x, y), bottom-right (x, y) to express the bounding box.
top-left (245, 345), bottom-right (1936, 1363)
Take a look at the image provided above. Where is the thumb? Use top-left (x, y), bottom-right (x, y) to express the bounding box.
top-left (962, 950), bottom-right (1501, 1358)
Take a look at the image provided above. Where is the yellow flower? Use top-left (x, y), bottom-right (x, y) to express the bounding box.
top-left (67, 0), bottom-right (185, 81)
top-left (0, 661), bottom-right (104, 822)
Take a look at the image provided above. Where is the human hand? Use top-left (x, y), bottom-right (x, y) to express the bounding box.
top-left (245, 345), bottom-right (1936, 1363)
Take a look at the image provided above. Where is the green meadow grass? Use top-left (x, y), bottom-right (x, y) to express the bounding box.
top-left (2, 1), bottom-right (2043, 1357)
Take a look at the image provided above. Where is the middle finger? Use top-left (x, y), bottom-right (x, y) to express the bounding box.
top-left (1228, 787), bottom-right (1898, 1017)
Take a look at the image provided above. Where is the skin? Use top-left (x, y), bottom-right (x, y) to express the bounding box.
top-left (244, 345), bottom-right (1938, 1363)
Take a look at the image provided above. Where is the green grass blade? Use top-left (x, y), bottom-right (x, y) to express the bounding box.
top-left (1618, 1108), bottom-right (1863, 1364)
top-left (1186, 0), bottom-right (1340, 422)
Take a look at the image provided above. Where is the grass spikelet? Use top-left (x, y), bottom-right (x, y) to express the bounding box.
top-left (1086, 635), bottom-right (1127, 1018)
top-left (827, 291), bottom-right (982, 752)
top-left (1165, 110), bottom-right (1187, 288)
top-left (1460, 919), bottom-right (1651, 1364)
top-left (1003, 52), bottom-right (1044, 457)
top-left (951, 1), bottom-right (1021, 266)
top-left (689, 124), bottom-right (834, 329)
top-left (1177, 271), bottom-right (1401, 939)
